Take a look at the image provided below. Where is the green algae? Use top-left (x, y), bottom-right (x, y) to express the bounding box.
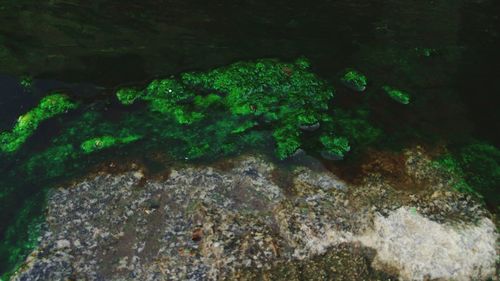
top-left (382, 86), bottom-right (411, 104)
top-left (179, 58), bottom-right (335, 159)
top-left (115, 58), bottom-right (337, 159)
top-left (273, 125), bottom-right (302, 160)
top-left (24, 144), bottom-right (77, 179)
top-left (0, 58), bottom-right (407, 276)
top-left (19, 76), bottom-right (33, 92)
top-left (433, 141), bottom-right (500, 209)
top-left (0, 193), bottom-right (45, 281)
top-left (116, 88), bottom-right (141, 105)
top-left (193, 93), bottom-right (222, 108)
top-left (458, 143), bottom-right (500, 194)
top-left (340, 69), bottom-right (367, 92)
top-left (231, 120), bottom-right (258, 134)
top-left (414, 47), bottom-right (438, 57)
top-left (324, 109), bottom-right (382, 152)
top-left (0, 93), bottom-right (78, 153)
top-left (433, 154), bottom-right (477, 196)
top-left (80, 135), bottom-right (141, 154)
top-left (454, 143), bottom-right (500, 208)
top-left (118, 79), bottom-right (205, 125)
top-left (0, 57), bottom-right (498, 279)
top-left (319, 135), bottom-right (351, 160)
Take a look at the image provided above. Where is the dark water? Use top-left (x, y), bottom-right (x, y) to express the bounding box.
top-left (1, 0), bottom-right (498, 142)
top-left (0, 0), bottom-right (499, 276)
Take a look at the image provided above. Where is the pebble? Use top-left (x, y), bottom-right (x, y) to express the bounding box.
top-left (56, 239), bottom-right (70, 249)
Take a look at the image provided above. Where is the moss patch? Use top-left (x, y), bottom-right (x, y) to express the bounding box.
top-left (382, 86), bottom-right (411, 105)
top-left (340, 69), bottom-right (367, 92)
top-left (0, 94), bottom-right (78, 153)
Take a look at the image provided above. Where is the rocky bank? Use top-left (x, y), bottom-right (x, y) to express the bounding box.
top-left (12, 147), bottom-right (498, 280)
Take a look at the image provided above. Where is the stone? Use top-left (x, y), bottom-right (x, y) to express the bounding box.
top-left (358, 207), bottom-right (497, 281)
top-left (12, 151), bottom-right (498, 281)
top-left (55, 239), bottom-right (71, 249)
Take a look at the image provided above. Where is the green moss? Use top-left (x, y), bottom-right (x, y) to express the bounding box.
top-left (117, 79), bottom-right (205, 125)
top-left (0, 57), bottom-right (416, 276)
top-left (231, 120), bottom-right (257, 134)
top-left (80, 134), bottom-right (141, 154)
top-left (433, 154), bottom-right (477, 195)
top-left (19, 76), bottom-right (33, 92)
top-left (0, 193), bottom-right (44, 281)
top-left (297, 114), bottom-right (319, 127)
top-left (23, 144), bottom-right (77, 179)
top-left (340, 69), bottom-right (367, 92)
top-left (0, 93), bottom-right (78, 153)
top-left (431, 141), bottom-right (500, 209)
top-left (273, 125), bottom-right (301, 160)
top-left (294, 56), bottom-right (311, 69)
top-left (116, 88), bottom-right (142, 105)
top-left (320, 135), bottom-right (350, 160)
top-left (187, 143), bottom-right (211, 159)
top-left (414, 47), bottom-right (438, 57)
top-left (193, 94), bottom-right (222, 108)
top-left (382, 86), bottom-right (411, 104)
top-left (115, 58), bottom-right (336, 159)
top-left (457, 143), bottom-right (500, 207)
top-left (332, 109), bottom-right (382, 148)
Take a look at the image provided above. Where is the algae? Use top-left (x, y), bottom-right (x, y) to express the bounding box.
top-left (382, 85), bottom-right (411, 104)
top-left (0, 193), bottom-right (45, 281)
top-left (116, 58), bottom-right (337, 159)
top-left (432, 141), bottom-right (500, 210)
top-left (435, 142), bottom-right (500, 209)
top-left (80, 135), bottom-right (141, 154)
top-left (0, 58), bottom-right (414, 276)
top-left (19, 76), bottom-right (33, 92)
top-left (340, 69), bottom-right (367, 92)
top-left (0, 93), bottom-right (78, 153)
top-left (319, 135), bottom-right (351, 160)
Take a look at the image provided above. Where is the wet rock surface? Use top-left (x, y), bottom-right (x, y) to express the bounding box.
top-left (12, 148), bottom-right (498, 281)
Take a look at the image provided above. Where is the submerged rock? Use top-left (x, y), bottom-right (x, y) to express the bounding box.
top-left (340, 69), bottom-right (367, 92)
top-left (299, 122), bottom-right (320, 131)
top-left (12, 149), bottom-right (498, 281)
top-left (382, 85), bottom-right (411, 105)
top-left (359, 207), bottom-right (497, 281)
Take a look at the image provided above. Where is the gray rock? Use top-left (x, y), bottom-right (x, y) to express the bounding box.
top-left (299, 122), bottom-right (320, 131)
top-left (55, 239), bottom-right (71, 249)
top-left (12, 151), bottom-right (498, 281)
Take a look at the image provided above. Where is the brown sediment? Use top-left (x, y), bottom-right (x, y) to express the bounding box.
top-left (323, 146), bottom-right (440, 192)
top-left (270, 167), bottom-right (296, 197)
top-left (59, 150), bottom-right (175, 190)
top-left (360, 149), bottom-right (418, 190)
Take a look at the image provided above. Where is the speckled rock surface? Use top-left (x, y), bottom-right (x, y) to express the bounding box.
top-left (12, 149), bottom-right (499, 281)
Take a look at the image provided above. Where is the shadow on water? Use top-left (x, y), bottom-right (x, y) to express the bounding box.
top-left (0, 0), bottom-right (385, 85)
top-left (456, 0), bottom-right (500, 145)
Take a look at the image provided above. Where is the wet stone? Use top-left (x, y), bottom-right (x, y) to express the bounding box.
top-left (12, 151), bottom-right (498, 281)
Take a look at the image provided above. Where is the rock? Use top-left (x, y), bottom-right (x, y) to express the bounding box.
top-left (340, 69), bottom-right (368, 92)
top-left (299, 122), bottom-right (320, 131)
top-left (146, 198), bottom-right (160, 210)
top-left (12, 151), bottom-right (498, 281)
top-left (359, 207), bottom-right (498, 281)
top-left (133, 170), bottom-right (144, 180)
top-left (320, 150), bottom-right (344, 161)
top-left (55, 239), bottom-right (71, 249)
top-left (291, 148), bottom-right (306, 158)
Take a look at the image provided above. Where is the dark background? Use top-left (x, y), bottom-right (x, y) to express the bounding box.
top-left (0, 0), bottom-right (499, 144)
